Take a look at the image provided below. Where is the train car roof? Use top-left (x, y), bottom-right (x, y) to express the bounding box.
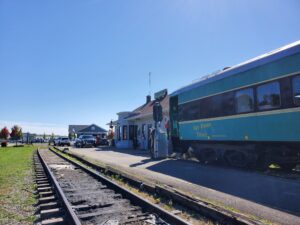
top-left (170, 40), bottom-right (300, 97)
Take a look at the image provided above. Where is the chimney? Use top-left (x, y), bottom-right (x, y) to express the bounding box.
top-left (146, 95), bottom-right (151, 103)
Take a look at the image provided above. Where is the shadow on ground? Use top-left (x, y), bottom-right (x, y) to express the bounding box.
top-left (145, 159), bottom-right (300, 216)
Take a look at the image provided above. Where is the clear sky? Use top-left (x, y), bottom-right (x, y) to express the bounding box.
top-left (1, 0), bottom-right (300, 135)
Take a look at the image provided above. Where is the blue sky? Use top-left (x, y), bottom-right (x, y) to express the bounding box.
top-left (1, 0), bottom-right (300, 135)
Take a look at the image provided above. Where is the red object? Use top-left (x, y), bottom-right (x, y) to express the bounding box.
top-left (0, 127), bottom-right (9, 140)
top-left (164, 120), bottom-right (169, 129)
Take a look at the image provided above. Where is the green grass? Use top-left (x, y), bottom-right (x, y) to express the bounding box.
top-left (0, 146), bottom-right (36, 224)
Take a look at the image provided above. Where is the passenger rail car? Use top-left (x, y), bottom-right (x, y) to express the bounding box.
top-left (170, 41), bottom-right (300, 170)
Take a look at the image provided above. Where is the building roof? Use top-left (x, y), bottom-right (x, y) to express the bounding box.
top-left (69, 124), bottom-right (107, 133)
top-left (69, 125), bottom-right (89, 133)
top-left (126, 95), bottom-right (169, 121)
top-left (171, 40), bottom-right (300, 97)
top-left (78, 124), bottom-right (107, 133)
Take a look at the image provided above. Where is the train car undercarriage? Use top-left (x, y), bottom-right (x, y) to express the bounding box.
top-left (174, 139), bottom-right (300, 171)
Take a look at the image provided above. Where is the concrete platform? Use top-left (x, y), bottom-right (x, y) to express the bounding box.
top-left (68, 146), bottom-right (300, 225)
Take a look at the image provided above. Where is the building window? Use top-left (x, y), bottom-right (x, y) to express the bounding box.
top-left (257, 82), bottom-right (281, 110)
top-left (118, 126), bottom-right (121, 141)
top-left (122, 126), bottom-right (128, 140)
top-left (142, 124), bottom-right (146, 139)
top-left (292, 76), bottom-right (300, 106)
top-left (129, 125), bottom-right (134, 140)
top-left (235, 88), bottom-right (254, 113)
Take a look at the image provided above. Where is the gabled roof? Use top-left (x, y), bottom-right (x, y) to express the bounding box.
top-left (123, 101), bottom-right (149, 119)
top-left (127, 95), bottom-right (169, 121)
top-left (171, 40), bottom-right (300, 96)
top-left (69, 124), bottom-right (107, 133)
top-left (69, 125), bottom-right (89, 133)
top-left (78, 124), bottom-right (107, 133)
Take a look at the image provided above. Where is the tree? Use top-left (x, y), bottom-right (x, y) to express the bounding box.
top-left (0, 127), bottom-right (10, 140)
top-left (10, 125), bottom-right (23, 146)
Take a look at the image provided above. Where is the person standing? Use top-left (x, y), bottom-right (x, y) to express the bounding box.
top-left (150, 127), bottom-right (156, 159)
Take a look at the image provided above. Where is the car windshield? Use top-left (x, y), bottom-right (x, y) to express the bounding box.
top-left (61, 138), bottom-right (68, 140)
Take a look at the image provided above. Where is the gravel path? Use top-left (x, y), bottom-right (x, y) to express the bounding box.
top-left (68, 147), bottom-right (300, 225)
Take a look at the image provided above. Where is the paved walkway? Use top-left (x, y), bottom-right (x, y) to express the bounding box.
top-left (68, 146), bottom-right (300, 225)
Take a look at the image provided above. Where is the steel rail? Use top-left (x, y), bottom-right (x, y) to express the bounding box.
top-left (49, 147), bottom-right (192, 225)
top-left (37, 149), bottom-right (82, 225)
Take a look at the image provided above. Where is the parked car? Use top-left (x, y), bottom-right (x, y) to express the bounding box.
top-left (53, 138), bottom-right (60, 146)
top-left (49, 138), bottom-right (55, 145)
top-left (58, 137), bottom-right (71, 146)
top-left (75, 135), bottom-right (96, 148)
top-left (97, 138), bottom-right (109, 146)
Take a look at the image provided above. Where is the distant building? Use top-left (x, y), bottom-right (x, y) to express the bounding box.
top-left (22, 132), bottom-right (36, 143)
top-left (113, 89), bottom-right (169, 150)
top-left (68, 124), bottom-right (107, 139)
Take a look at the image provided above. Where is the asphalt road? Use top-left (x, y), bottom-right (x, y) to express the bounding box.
top-left (68, 146), bottom-right (300, 225)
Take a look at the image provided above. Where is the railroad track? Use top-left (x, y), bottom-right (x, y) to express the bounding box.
top-left (35, 148), bottom-right (191, 225)
top-left (34, 151), bottom-right (81, 225)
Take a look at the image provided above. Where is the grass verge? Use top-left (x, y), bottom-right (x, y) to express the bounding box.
top-left (0, 146), bottom-right (36, 225)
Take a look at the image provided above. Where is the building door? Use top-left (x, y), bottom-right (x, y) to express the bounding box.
top-left (129, 125), bottom-right (134, 140)
top-left (133, 125), bottom-right (138, 140)
top-left (147, 124), bottom-right (152, 150)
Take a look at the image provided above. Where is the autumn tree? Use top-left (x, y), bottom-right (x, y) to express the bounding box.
top-left (10, 125), bottom-right (23, 146)
top-left (0, 127), bottom-right (10, 140)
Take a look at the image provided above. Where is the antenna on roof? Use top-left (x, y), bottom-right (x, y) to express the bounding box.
top-left (148, 72), bottom-right (152, 96)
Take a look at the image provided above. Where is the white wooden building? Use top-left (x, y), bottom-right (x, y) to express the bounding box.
top-left (114, 90), bottom-right (169, 150)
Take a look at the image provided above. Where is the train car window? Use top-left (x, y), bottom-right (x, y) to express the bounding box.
top-left (235, 88), bottom-right (254, 113)
top-left (257, 81), bottom-right (281, 110)
top-left (292, 76), bottom-right (300, 106)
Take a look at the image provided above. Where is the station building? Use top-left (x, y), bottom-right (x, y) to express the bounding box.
top-left (113, 89), bottom-right (170, 150)
top-left (68, 124), bottom-right (107, 139)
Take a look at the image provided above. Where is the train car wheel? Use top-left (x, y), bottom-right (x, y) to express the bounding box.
top-left (224, 151), bottom-right (247, 168)
top-left (199, 148), bottom-right (217, 164)
top-left (279, 163), bottom-right (297, 171)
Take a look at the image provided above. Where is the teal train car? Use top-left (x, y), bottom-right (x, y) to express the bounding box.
top-left (170, 41), bottom-right (300, 170)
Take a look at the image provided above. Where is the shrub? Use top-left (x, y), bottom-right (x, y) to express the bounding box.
top-left (1, 141), bottom-right (7, 147)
